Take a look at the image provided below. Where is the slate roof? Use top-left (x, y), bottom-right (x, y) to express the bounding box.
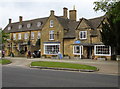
top-left (3, 17), bottom-right (48, 33)
top-left (3, 15), bottom-right (105, 38)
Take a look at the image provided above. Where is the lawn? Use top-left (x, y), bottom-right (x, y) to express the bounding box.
top-left (31, 61), bottom-right (97, 70)
top-left (0, 59), bottom-right (11, 64)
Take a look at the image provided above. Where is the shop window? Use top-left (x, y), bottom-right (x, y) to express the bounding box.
top-left (94, 45), bottom-right (111, 56)
top-left (44, 44), bottom-right (60, 54)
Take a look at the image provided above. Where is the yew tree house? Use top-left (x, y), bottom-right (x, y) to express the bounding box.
top-left (3, 7), bottom-right (112, 60)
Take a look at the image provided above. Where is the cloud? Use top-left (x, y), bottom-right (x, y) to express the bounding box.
top-left (0, 0), bottom-right (104, 29)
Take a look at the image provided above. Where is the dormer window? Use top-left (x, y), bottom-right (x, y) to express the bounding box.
top-left (50, 20), bottom-right (54, 27)
top-left (79, 31), bottom-right (87, 39)
top-left (27, 23), bottom-right (31, 28)
top-left (37, 22), bottom-right (41, 27)
top-left (8, 26), bottom-right (11, 30)
top-left (18, 24), bottom-right (22, 29)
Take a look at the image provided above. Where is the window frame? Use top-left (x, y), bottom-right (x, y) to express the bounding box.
top-left (38, 32), bottom-right (41, 39)
top-left (27, 23), bottom-right (31, 28)
top-left (18, 24), bottom-right (22, 29)
top-left (31, 32), bottom-right (34, 39)
top-left (18, 33), bottom-right (21, 40)
top-left (79, 31), bottom-right (87, 39)
top-left (94, 45), bottom-right (111, 56)
top-left (49, 30), bottom-right (54, 40)
top-left (13, 33), bottom-right (16, 40)
top-left (24, 33), bottom-right (28, 40)
top-left (37, 22), bottom-right (41, 27)
top-left (8, 26), bottom-right (11, 30)
top-left (50, 20), bottom-right (54, 27)
top-left (44, 44), bottom-right (60, 55)
top-left (73, 45), bottom-right (83, 55)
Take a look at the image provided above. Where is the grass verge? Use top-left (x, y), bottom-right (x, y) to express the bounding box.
top-left (0, 59), bottom-right (12, 65)
top-left (31, 61), bottom-right (97, 71)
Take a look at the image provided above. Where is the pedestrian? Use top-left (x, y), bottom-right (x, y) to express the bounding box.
top-left (2, 50), bottom-right (5, 57)
top-left (27, 50), bottom-right (31, 58)
top-left (58, 52), bottom-right (63, 59)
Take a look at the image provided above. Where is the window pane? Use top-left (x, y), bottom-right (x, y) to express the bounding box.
top-left (95, 45), bottom-right (110, 55)
top-left (44, 45), bottom-right (60, 54)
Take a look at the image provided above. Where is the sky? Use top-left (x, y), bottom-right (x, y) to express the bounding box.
top-left (0, 0), bottom-right (105, 29)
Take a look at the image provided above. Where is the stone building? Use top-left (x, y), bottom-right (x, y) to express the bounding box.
top-left (3, 7), bottom-right (111, 60)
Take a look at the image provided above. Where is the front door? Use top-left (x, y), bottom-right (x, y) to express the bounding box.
top-left (87, 47), bottom-right (92, 59)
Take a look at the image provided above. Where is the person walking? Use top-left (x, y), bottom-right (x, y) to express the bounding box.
top-left (2, 50), bottom-right (5, 57)
top-left (27, 50), bottom-right (31, 58)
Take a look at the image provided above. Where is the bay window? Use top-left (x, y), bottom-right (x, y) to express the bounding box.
top-left (94, 45), bottom-right (111, 56)
top-left (44, 44), bottom-right (60, 55)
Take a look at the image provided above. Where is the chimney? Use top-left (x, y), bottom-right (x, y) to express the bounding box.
top-left (9, 18), bottom-right (12, 24)
top-left (63, 7), bottom-right (68, 19)
top-left (50, 10), bottom-right (54, 16)
top-left (69, 6), bottom-right (77, 21)
top-left (19, 16), bottom-right (23, 22)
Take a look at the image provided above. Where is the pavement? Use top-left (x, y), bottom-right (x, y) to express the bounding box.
top-left (3, 57), bottom-right (119, 76)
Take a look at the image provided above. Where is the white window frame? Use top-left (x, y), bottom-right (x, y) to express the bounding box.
top-left (13, 33), bottom-right (16, 40)
top-left (31, 32), bottom-right (34, 39)
top-left (73, 45), bottom-right (83, 55)
top-left (94, 45), bottom-right (111, 56)
top-left (27, 23), bottom-right (31, 28)
top-left (38, 32), bottom-right (41, 39)
top-left (18, 33), bottom-right (21, 40)
top-left (79, 31), bottom-right (87, 39)
top-left (49, 30), bottom-right (54, 40)
top-left (50, 20), bottom-right (54, 27)
top-left (37, 22), bottom-right (41, 27)
top-left (24, 33), bottom-right (28, 40)
top-left (18, 24), bottom-right (22, 29)
top-left (44, 44), bottom-right (60, 55)
top-left (8, 26), bottom-right (11, 30)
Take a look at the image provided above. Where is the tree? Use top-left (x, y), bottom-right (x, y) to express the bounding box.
top-left (93, 1), bottom-right (120, 55)
top-left (0, 28), bottom-right (9, 50)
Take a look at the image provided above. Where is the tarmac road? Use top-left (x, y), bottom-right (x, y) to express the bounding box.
top-left (2, 66), bottom-right (119, 87)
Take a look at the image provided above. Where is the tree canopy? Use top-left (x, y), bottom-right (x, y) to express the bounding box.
top-left (93, 1), bottom-right (120, 54)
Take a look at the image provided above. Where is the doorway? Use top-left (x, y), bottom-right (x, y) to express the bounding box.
top-left (87, 46), bottom-right (92, 59)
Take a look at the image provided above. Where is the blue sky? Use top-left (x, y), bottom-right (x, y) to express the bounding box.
top-left (0, 0), bottom-right (105, 29)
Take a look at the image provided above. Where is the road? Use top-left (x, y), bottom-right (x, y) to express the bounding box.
top-left (2, 66), bottom-right (119, 87)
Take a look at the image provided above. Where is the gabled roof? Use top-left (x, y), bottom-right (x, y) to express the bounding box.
top-left (88, 16), bottom-right (105, 29)
top-left (78, 16), bottom-right (105, 30)
top-left (55, 16), bottom-right (79, 38)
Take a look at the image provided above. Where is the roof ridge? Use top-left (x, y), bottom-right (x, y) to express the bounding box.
top-left (10, 17), bottom-right (48, 24)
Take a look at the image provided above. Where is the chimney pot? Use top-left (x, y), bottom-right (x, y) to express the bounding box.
top-left (50, 10), bottom-right (54, 16)
top-left (9, 18), bottom-right (12, 24)
top-left (63, 7), bottom-right (68, 19)
top-left (19, 16), bottom-right (23, 22)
